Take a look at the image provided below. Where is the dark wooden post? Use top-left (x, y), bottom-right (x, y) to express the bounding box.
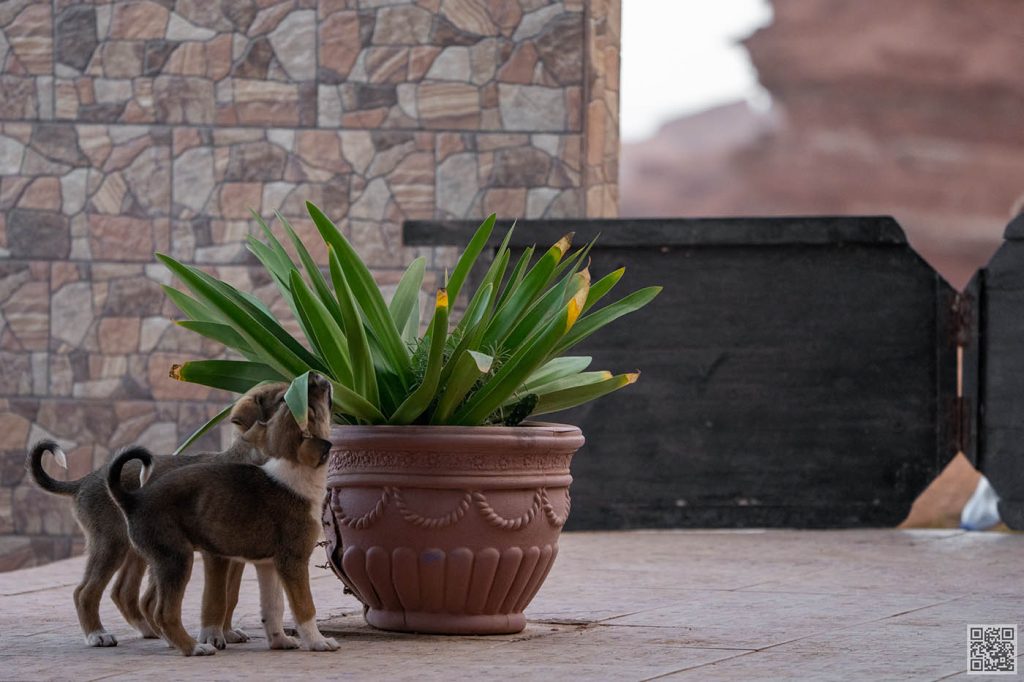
top-left (962, 214), bottom-right (1024, 528)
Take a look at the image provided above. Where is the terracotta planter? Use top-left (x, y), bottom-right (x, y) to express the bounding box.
top-left (320, 422), bottom-right (584, 635)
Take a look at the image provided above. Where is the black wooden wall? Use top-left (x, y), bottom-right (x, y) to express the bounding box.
top-left (405, 217), bottom-right (962, 529)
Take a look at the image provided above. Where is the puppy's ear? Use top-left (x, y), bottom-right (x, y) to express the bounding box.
top-left (230, 394), bottom-right (262, 432)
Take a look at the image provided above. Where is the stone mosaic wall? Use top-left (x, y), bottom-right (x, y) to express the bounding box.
top-left (0, 0), bottom-right (620, 570)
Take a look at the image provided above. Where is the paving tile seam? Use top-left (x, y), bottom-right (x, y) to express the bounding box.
top-left (638, 649), bottom-right (762, 681)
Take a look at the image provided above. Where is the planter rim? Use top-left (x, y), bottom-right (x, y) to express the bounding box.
top-left (326, 420), bottom-right (583, 489)
top-left (329, 421), bottom-right (581, 437)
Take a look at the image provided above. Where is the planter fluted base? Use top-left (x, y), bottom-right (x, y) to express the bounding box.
top-left (366, 609), bottom-right (526, 635)
top-left (321, 423), bottom-right (584, 636)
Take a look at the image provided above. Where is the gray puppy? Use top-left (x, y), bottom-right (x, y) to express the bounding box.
top-left (27, 382), bottom-right (292, 648)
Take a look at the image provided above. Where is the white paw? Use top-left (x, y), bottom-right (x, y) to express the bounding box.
top-left (198, 626), bottom-right (227, 650)
top-left (269, 632), bottom-right (300, 650)
top-left (189, 642), bottom-right (217, 657)
top-left (85, 631), bottom-right (117, 647)
top-left (304, 636), bottom-right (339, 652)
top-left (224, 628), bottom-right (250, 644)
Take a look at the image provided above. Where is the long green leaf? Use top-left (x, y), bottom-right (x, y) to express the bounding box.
top-left (327, 247), bottom-right (379, 408)
top-left (284, 371), bottom-right (310, 431)
top-left (170, 359), bottom-right (286, 394)
top-left (245, 236), bottom-right (326, 359)
top-left (554, 286), bottom-right (662, 355)
top-left (452, 223), bottom-right (515, 340)
top-left (432, 350), bottom-right (492, 424)
top-left (175, 321), bottom-right (254, 357)
top-left (531, 372), bottom-right (639, 417)
top-left (504, 268), bottom-right (589, 350)
top-left (528, 370), bottom-right (612, 396)
top-left (446, 214), bottom-right (496, 304)
top-left (495, 246), bottom-right (534, 310)
top-left (439, 282), bottom-right (492, 386)
top-left (389, 257), bottom-right (426, 344)
top-left (173, 403), bottom-right (233, 456)
top-left (289, 269), bottom-right (354, 388)
top-left (167, 255), bottom-right (325, 372)
top-left (306, 201), bottom-right (412, 385)
top-left (157, 254), bottom-right (315, 378)
top-left (250, 209), bottom-right (295, 274)
top-left (162, 286), bottom-right (217, 322)
top-left (390, 290), bottom-right (449, 424)
top-left (453, 283), bottom-right (588, 425)
top-left (481, 233), bottom-right (572, 351)
top-left (523, 356), bottom-right (592, 392)
top-left (584, 267), bottom-right (625, 312)
top-left (278, 211), bottom-right (344, 329)
top-left (328, 378), bottom-right (387, 424)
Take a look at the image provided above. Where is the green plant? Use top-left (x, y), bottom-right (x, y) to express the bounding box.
top-left (160, 203), bottom-right (661, 451)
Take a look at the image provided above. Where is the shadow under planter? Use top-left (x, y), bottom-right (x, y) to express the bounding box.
top-left (321, 423), bottom-right (584, 635)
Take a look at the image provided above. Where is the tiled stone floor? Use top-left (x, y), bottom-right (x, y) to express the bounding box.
top-left (0, 529), bottom-right (1020, 681)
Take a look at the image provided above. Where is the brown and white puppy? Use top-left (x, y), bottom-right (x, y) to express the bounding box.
top-left (106, 373), bottom-right (339, 657)
top-left (27, 383), bottom-right (291, 648)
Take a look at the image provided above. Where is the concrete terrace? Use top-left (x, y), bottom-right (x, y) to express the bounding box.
top-left (0, 529), bottom-right (1020, 681)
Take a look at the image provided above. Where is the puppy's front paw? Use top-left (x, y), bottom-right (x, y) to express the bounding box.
top-left (269, 632), bottom-right (300, 650)
top-left (85, 631), bottom-right (118, 647)
top-left (224, 628), bottom-right (249, 644)
top-left (198, 626), bottom-right (227, 650)
top-left (189, 642), bottom-right (218, 657)
top-left (305, 636), bottom-right (339, 652)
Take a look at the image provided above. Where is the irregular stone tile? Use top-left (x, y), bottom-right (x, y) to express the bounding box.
top-left (489, 146), bottom-right (551, 186)
top-left (499, 84), bottom-right (566, 131)
top-left (440, 0), bottom-right (499, 37)
top-left (319, 10), bottom-right (361, 83)
top-left (535, 13), bottom-right (583, 85)
top-left (50, 281), bottom-right (92, 348)
top-left (437, 152), bottom-right (479, 217)
top-left (166, 12), bottom-right (216, 42)
top-left (418, 82), bottom-right (480, 128)
top-left (172, 146), bottom-right (214, 215)
top-left (426, 46), bottom-right (471, 81)
top-left (373, 5), bottom-right (433, 44)
top-left (6, 209), bottom-right (69, 259)
top-left (17, 177), bottom-right (61, 211)
top-left (514, 2), bottom-right (565, 41)
top-left (267, 9), bottom-right (316, 81)
top-left (5, 3), bottom-right (52, 75)
top-left (87, 215), bottom-right (154, 261)
top-left (152, 76), bottom-right (214, 124)
top-left (54, 5), bottom-right (97, 73)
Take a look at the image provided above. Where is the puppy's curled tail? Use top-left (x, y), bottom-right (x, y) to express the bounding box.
top-left (106, 447), bottom-right (155, 514)
top-left (27, 439), bottom-right (78, 496)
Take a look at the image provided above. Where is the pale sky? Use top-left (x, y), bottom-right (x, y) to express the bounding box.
top-left (620, 0), bottom-right (774, 142)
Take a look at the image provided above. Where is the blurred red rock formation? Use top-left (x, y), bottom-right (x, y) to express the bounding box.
top-left (621, 0), bottom-right (1024, 290)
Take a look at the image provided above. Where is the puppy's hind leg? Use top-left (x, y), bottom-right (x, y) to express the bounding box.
top-left (222, 559), bottom-right (250, 643)
top-left (198, 553), bottom-right (230, 649)
top-left (151, 551), bottom-right (216, 657)
top-left (111, 551), bottom-right (158, 638)
top-left (255, 563), bottom-right (297, 650)
top-left (74, 539), bottom-right (123, 647)
top-left (140, 579), bottom-right (162, 641)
